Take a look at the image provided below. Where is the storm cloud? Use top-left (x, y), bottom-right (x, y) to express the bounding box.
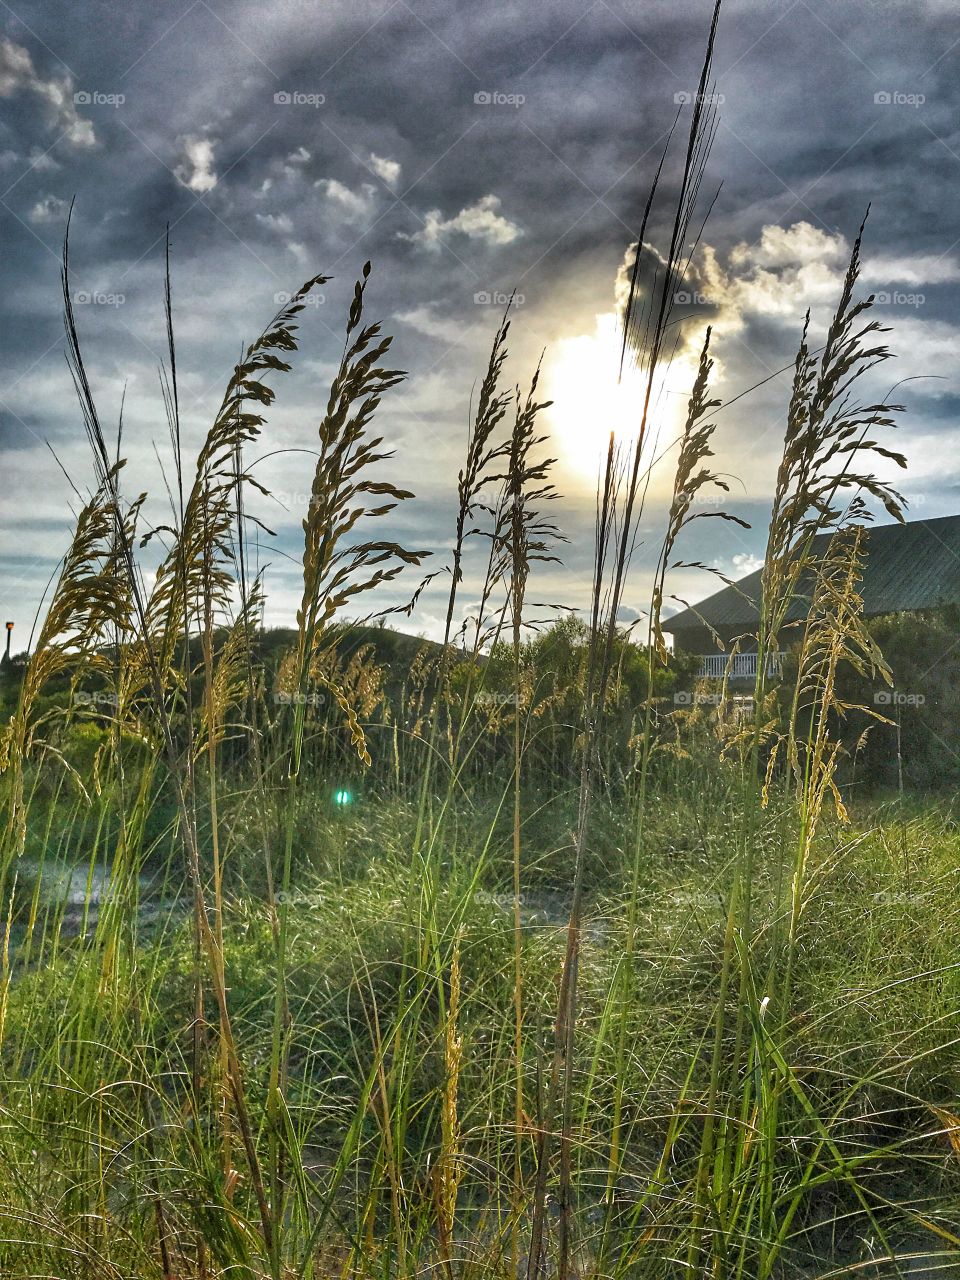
top-left (1, 0), bottom-right (958, 637)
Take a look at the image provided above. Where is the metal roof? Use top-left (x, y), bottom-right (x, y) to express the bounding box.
top-left (662, 514), bottom-right (960, 636)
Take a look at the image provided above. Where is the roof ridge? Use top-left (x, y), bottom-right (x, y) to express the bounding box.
top-left (663, 513), bottom-right (960, 635)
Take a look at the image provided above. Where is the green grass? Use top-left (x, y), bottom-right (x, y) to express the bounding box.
top-left (1, 789), bottom-right (958, 1277)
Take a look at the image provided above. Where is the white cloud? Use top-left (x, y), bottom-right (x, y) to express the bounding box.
top-left (317, 178), bottom-right (377, 223)
top-left (730, 221), bottom-right (847, 272)
top-left (28, 194), bottom-right (69, 224)
top-left (731, 552), bottom-right (763, 575)
top-left (877, 315), bottom-right (960, 395)
top-left (699, 224), bottom-right (849, 331)
top-left (27, 146), bottom-right (59, 172)
top-left (863, 253), bottom-right (960, 287)
top-left (404, 194), bottom-right (522, 251)
top-left (174, 136), bottom-right (217, 193)
top-left (369, 152), bottom-right (401, 187)
top-left (256, 211), bottom-right (293, 234)
top-left (395, 304), bottom-right (469, 344)
top-left (286, 146), bottom-right (311, 165)
top-left (0, 38), bottom-right (95, 147)
top-left (690, 222), bottom-right (960, 338)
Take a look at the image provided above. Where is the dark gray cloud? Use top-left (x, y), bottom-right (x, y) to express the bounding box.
top-left (1, 0), bottom-right (959, 638)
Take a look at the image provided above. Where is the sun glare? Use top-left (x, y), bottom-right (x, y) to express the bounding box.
top-left (545, 311), bottom-right (700, 487)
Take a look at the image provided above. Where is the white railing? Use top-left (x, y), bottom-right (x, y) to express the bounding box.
top-left (696, 651), bottom-right (784, 680)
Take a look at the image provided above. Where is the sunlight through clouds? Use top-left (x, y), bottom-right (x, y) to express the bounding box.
top-left (545, 310), bottom-right (703, 489)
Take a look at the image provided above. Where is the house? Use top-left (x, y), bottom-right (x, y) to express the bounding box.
top-left (662, 514), bottom-right (960, 680)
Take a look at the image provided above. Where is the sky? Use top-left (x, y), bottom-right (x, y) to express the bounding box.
top-left (0, 0), bottom-right (958, 646)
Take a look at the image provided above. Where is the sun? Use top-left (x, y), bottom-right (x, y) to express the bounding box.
top-left (544, 311), bottom-right (700, 487)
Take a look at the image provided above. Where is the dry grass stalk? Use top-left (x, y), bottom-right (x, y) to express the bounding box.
top-left (436, 935), bottom-right (464, 1274)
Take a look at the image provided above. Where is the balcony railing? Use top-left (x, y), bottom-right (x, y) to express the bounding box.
top-left (696, 651), bottom-right (784, 680)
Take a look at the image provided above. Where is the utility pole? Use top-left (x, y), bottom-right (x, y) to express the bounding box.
top-left (3, 621), bottom-right (12, 663)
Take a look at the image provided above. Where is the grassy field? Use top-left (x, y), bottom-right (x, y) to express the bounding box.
top-left (2, 6), bottom-right (960, 1276)
top-left (2, 771), bottom-right (960, 1279)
